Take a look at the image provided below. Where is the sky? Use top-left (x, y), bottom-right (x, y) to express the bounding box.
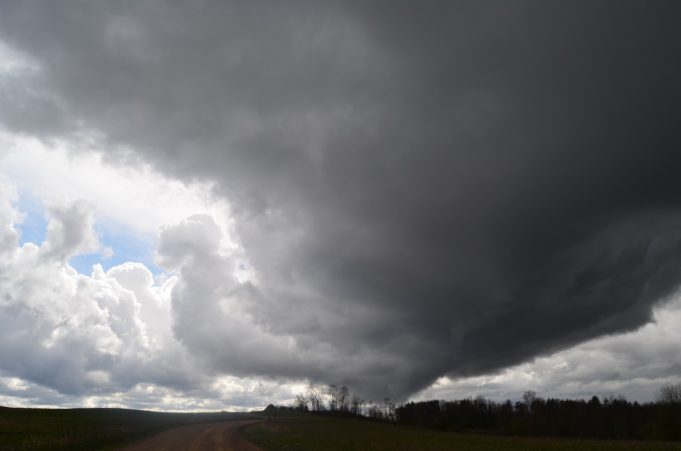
top-left (0, 1), bottom-right (681, 410)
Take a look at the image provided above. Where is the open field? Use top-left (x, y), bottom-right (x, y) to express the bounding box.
top-left (242, 415), bottom-right (681, 451)
top-left (3, 407), bottom-right (681, 450)
top-left (0, 406), bottom-right (253, 450)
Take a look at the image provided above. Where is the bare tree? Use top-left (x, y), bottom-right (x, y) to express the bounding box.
top-left (328, 384), bottom-right (339, 411)
top-left (350, 392), bottom-right (364, 415)
top-left (294, 393), bottom-right (308, 411)
top-left (338, 385), bottom-right (350, 412)
top-left (367, 404), bottom-right (383, 420)
top-left (522, 390), bottom-right (537, 411)
top-left (306, 384), bottom-right (324, 411)
top-left (383, 397), bottom-right (396, 420)
top-left (325, 384), bottom-right (352, 412)
top-left (387, 400), bottom-right (396, 421)
top-left (656, 383), bottom-right (681, 405)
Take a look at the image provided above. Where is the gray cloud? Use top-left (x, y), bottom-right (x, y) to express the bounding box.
top-left (415, 296), bottom-right (681, 403)
top-left (2, 1), bottom-right (681, 400)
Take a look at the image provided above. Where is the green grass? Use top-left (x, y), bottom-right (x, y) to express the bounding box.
top-left (0, 406), bottom-right (252, 450)
top-left (241, 415), bottom-right (681, 451)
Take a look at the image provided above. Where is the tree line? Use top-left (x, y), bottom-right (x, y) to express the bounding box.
top-left (269, 382), bottom-right (681, 441)
top-left (395, 385), bottom-right (681, 441)
top-left (291, 384), bottom-right (395, 419)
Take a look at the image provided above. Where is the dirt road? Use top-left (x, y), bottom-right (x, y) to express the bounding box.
top-left (121, 419), bottom-right (262, 451)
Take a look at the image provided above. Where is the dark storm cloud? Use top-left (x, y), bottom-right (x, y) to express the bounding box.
top-left (2, 1), bottom-right (681, 399)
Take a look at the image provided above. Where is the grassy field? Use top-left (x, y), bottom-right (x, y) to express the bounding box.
top-left (3, 407), bottom-right (681, 450)
top-left (0, 406), bottom-right (252, 450)
top-left (241, 415), bottom-right (681, 451)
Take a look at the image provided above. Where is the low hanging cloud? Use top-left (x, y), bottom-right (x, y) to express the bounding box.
top-left (1, 1), bottom-right (681, 401)
top-left (415, 295), bottom-right (681, 403)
